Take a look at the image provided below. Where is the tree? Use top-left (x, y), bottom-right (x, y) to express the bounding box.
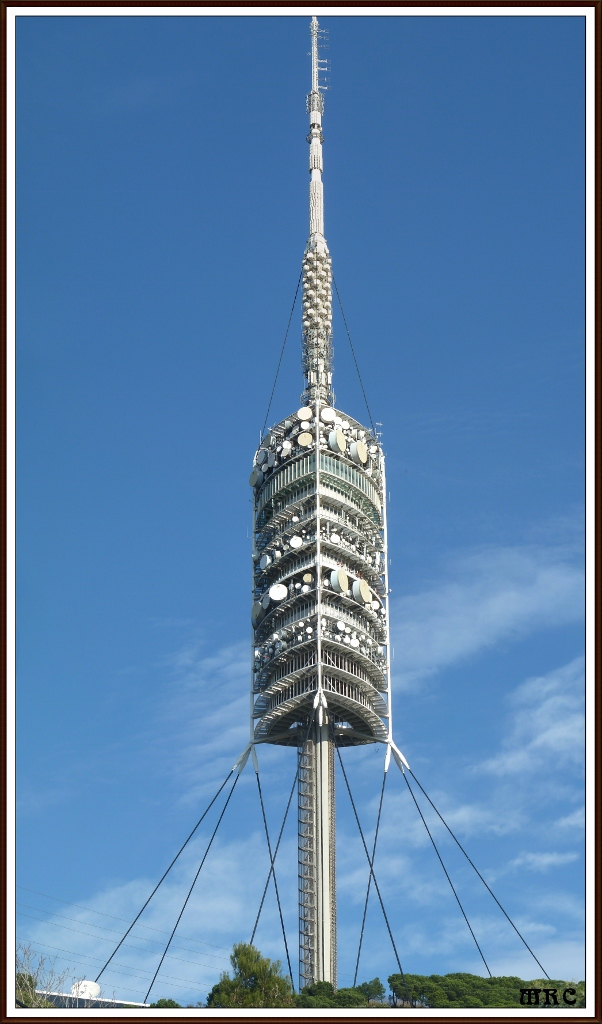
top-left (294, 981), bottom-right (369, 1008)
top-left (388, 972), bottom-right (586, 1009)
top-left (357, 977), bottom-right (386, 1002)
top-left (16, 943), bottom-right (81, 1008)
top-left (150, 998), bottom-right (182, 1008)
top-left (206, 943), bottom-right (294, 1008)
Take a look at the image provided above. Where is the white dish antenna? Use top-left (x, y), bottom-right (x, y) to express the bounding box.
top-left (328, 429), bottom-right (346, 454)
top-left (71, 981), bottom-right (101, 1000)
top-left (330, 568), bottom-right (349, 594)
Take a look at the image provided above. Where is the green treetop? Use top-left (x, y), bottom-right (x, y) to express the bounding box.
top-left (206, 943), bottom-right (294, 1009)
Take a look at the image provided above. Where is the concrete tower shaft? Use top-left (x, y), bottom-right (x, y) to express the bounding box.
top-left (249, 18), bottom-right (391, 991)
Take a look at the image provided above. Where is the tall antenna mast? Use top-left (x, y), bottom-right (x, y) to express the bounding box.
top-left (301, 16), bottom-right (332, 406)
top-left (311, 14), bottom-right (319, 94)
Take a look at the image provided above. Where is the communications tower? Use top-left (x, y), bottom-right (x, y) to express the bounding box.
top-left (249, 17), bottom-right (392, 989)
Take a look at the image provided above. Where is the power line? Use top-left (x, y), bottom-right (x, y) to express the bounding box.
top-left (16, 886), bottom-right (231, 953)
top-left (17, 902), bottom-right (230, 962)
top-left (17, 911), bottom-right (225, 972)
top-left (18, 938), bottom-right (212, 996)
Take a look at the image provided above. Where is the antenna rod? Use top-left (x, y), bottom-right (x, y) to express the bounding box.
top-left (311, 15), bottom-right (319, 94)
top-left (301, 16), bottom-right (333, 406)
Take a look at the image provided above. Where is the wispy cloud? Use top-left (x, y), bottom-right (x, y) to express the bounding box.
top-left (556, 807), bottom-right (585, 829)
top-left (18, 829), bottom-right (296, 1005)
top-left (158, 638), bottom-right (251, 802)
top-left (391, 543), bottom-right (583, 688)
top-left (480, 656), bottom-right (584, 776)
top-left (30, 536), bottom-right (582, 1002)
top-left (508, 851), bottom-right (580, 872)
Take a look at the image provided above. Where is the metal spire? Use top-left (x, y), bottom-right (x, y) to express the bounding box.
top-left (249, 16), bottom-right (394, 992)
top-left (301, 16), bottom-right (333, 407)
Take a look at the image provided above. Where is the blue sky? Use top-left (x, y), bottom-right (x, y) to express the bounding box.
top-left (16, 11), bottom-right (585, 1006)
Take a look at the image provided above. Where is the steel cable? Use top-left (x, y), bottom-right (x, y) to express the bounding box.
top-left (261, 268), bottom-right (303, 438)
top-left (353, 769), bottom-right (387, 987)
top-left (332, 276), bottom-right (375, 433)
top-left (95, 766), bottom-right (236, 983)
top-left (249, 765), bottom-right (298, 946)
top-left (402, 770), bottom-right (491, 976)
top-left (144, 772), bottom-right (240, 1003)
top-left (255, 771), bottom-right (295, 990)
top-left (250, 708), bottom-right (316, 945)
top-left (334, 740), bottom-right (412, 1006)
top-left (407, 768), bottom-right (550, 981)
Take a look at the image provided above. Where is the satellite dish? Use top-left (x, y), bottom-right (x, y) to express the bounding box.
top-left (269, 584), bottom-right (288, 602)
top-left (261, 593), bottom-right (271, 609)
top-left (350, 440), bottom-right (368, 465)
top-left (267, 451), bottom-right (276, 468)
top-left (282, 440), bottom-right (292, 452)
top-left (298, 432), bottom-right (313, 447)
top-left (328, 429), bottom-right (347, 455)
top-left (297, 407), bottom-right (312, 420)
top-left (71, 981), bottom-right (101, 1000)
top-left (290, 535), bottom-right (303, 549)
top-left (251, 602), bottom-right (265, 626)
top-left (320, 407), bottom-right (336, 423)
top-left (352, 579), bottom-right (372, 604)
top-left (330, 568), bottom-right (349, 594)
top-left (259, 554), bottom-right (272, 570)
top-left (249, 467), bottom-right (264, 487)
top-left (256, 449), bottom-right (268, 466)
top-left (302, 573), bottom-right (313, 583)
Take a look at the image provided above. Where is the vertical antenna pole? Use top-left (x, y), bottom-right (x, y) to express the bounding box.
top-left (311, 15), bottom-right (319, 94)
